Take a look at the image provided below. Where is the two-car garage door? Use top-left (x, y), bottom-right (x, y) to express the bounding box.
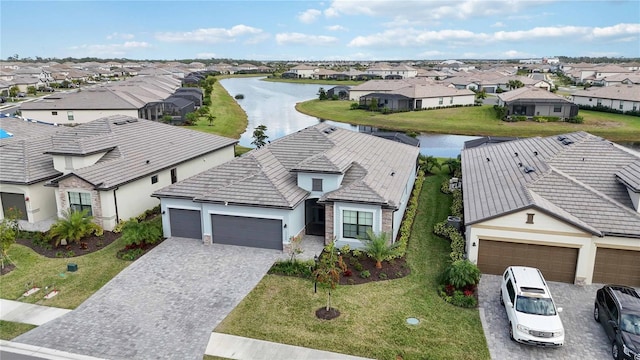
top-left (477, 240), bottom-right (578, 283)
top-left (211, 214), bottom-right (282, 250)
top-left (168, 210), bottom-right (283, 250)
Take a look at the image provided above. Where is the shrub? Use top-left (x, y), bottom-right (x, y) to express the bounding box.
top-left (120, 248), bottom-right (144, 261)
top-left (120, 216), bottom-right (162, 247)
top-left (360, 270), bottom-right (371, 279)
top-left (350, 103), bottom-right (359, 110)
top-left (48, 209), bottom-right (102, 246)
top-left (379, 272), bottom-right (388, 280)
top-left (443, 260), bottom-right (481, 289)
top-left (567, 116), bottom-right (584, 124)
top-left (269, 259), bottom-right (314, 278)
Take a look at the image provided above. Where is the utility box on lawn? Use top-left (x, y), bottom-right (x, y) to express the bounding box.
top-left (67, 263), bottom-right (78, 272)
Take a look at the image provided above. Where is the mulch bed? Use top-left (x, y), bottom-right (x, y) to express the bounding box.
top-left (15, 231), bottom-right (121, 259)
top-left (338, 252), bottom-right (411, 285)
top-left (316, 307), bottom-right (340, 320)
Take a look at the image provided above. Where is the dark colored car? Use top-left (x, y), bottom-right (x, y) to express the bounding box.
top-left (594, 284), bottom-right (640, 360)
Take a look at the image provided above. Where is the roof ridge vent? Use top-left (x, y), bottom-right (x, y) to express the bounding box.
top-left (523, 165), bottom-right (535, 173)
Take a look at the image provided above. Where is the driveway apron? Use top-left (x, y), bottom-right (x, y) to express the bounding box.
top-left (14, 238), bottom-right (281, 360)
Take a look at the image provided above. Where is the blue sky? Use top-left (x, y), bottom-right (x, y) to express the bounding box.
top-left (1, 0), bottom-right (639, 61)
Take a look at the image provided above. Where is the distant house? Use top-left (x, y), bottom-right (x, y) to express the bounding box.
top-left (0, 116), bottom-right (237, 231)
top-left (153, 123), bottom-right (420, 251)
top-left (19, 76), bottom-right (184, 124)
top-left (571, 85), bottom-right (640, 113)
top-left (365, 63), bottom-right (418, 79)
top-left (360, 83), bottom-right (475, 111)
top-left (497, 86), bottom-right (578, 119)
top-left (288, 64), bottom-right (317, 79)
top-left (327, 85), bottom-right (350, 100)
top-left (461, 131), bottom-right (640, 286)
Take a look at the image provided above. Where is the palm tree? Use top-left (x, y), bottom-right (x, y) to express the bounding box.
top-left (443, 158), bottom-right (461, 175)
top-left (418, 154), bottom-right (442, 174)
top-left (49, 209), bottom-right (102, 246)
top-left (361, 230), bottom-right (400, 269)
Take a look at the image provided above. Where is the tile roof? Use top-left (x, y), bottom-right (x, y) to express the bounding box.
top-left (154, 123), bottom-right (420, 209)
top-left (0, 115), bottom-right (237, 189)
top-left (0, 118), bottom-right (64, 184)
top-left (462, 132), bottom-right (640, 237)
top-left (572, 84), bottom-right (640, 102)
top-left (498, 86), bottom-right (570, 103)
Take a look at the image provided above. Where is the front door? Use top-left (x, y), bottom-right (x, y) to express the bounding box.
top-left (305, 199), bottom-right (325, 236)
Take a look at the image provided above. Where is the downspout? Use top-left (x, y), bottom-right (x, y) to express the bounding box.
top-left (113, 188), bottom-right (119, 227)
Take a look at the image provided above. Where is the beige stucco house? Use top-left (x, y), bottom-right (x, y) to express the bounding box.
top-left (461, 132), bottom-right (640, 286)
top-left (0, 115), bottom-right (236, 231)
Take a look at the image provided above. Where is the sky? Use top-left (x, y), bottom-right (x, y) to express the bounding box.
top-left (1, 0), bottom-right (639, 61)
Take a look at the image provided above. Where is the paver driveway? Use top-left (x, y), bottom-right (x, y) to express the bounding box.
top-left (479, 274), bottom-right (621, 360)
top-left (14, 238), bottom-right (282, 360)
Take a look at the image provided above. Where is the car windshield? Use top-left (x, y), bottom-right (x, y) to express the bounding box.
top-left (515, 296), bottom-right (556, 315)
top-left (621, 313), bottom-right (640, 335)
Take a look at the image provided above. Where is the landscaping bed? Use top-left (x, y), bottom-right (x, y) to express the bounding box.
top-left (15, 231), bottom-right (120, 259)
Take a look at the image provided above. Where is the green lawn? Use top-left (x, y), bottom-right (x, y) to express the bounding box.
top-left (0, 320), bottom-right (36, 340)
top-left (0, 236), bottom-right (131, 309)
top-left (215, 172), bottom-right (490, 360)
top-left (296, 100), bottom-right (640, 142)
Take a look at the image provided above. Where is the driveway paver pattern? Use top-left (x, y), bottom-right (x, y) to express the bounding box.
top-left (14, 238), bottom-right (282, 360)
top-left (479, 274), bottom-right (623, 360)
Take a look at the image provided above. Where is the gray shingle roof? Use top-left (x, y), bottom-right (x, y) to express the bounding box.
top-left (1, 115), bottom-right (237, 189)
top-left (462, 132), bottom-right (640, 237)
top-left (154, 123), bottom-right (420, 209)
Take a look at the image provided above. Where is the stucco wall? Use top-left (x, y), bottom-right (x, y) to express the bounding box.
top-left (466, 208), bottom-right (640, 284)
top-left (21, 109), bottom-right (139, 125)
top-left (0, 182), bottom-right (57, 222)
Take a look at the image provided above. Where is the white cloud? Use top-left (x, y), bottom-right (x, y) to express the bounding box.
top-left (275, 32), bottom-right (339, 46)
top-left (155, 25), bottom-right (264, 44)
top-left (68, 41), bottom-right (151, 57)
top-left (347, 23), bottom-right (640, 49)
top-left (325, 0), bottom-right (552, 23)
top-left (196, 52), bottom-right (217, 59)
top-left (106, 32), bottom-right (135, 40)
top-left (326, 25), bottom-right (347, 31)
top-left (298, 9), bottom-right (322, 24)
top-left (491, 22), bottom-right (506, 28)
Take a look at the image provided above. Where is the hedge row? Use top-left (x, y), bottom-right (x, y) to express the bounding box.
top-left (392, 171), bottom-right (425, 258)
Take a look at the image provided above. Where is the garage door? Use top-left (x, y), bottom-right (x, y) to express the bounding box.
top-left (478, 240), bottom-right (578, 283)
top-left (1, 192), bottom-right (28, 220)
top-left (169, 209), bottom-right (202, 239)
top-left (593, 248), bottom-right (640, 287)
top-left (211, 214), bottom-right (282, 250)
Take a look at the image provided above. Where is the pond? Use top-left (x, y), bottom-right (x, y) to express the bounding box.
top-left (219, 77), bottom-right (637, 158)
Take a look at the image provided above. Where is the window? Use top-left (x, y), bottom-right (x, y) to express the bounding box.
top-left (597, 99), bottom-right (602, 106)
top-left (170, 168), bottom-right (177, 184)
top-left (52, 111), bottom-right (58, 115)
top-left (67, 111), bottom-right (74, 121)
top-left (506, 279), bottom-right (516, 303)
top-left (633, 103), bottom-right (638, 111)
top-left (343, 210), bottom-right (373, 238)
top-left (619, 101), bottom-right (624, 110)
top-left (589, 98), bottom-right (593, 102)
top-left (438, 97), bottom-right (443, 105)
top-left (68, 192), bottom-right (92, 215)
top-left (151, 175), bottom-right (158, 184)
top-left (312, 178), bottom-right (323, 191)
top-left (526, 213), bottom-right (535, 224)
top-left (553, 106), bottom-right (561, 113)
top-left (449, 97), bottom-right (454, 104)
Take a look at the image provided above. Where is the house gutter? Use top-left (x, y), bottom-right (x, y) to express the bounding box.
top-left (113, 188), bottom-right (119, 225)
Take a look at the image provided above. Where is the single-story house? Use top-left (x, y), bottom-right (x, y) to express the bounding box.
top-left (327, 86), bottom-right (350, 100)
top-left (0, 115), bottom-right (237, 231)
top-left (571, 85), bottom-right (640, 113)
top-left (497, 86), bottom-right (578, 119)
top-left (461, 131), bottom-right (640, 286)
top-left (359, 83), bottom-right (475, 111)
top-left (153, 123), bottom-right (420, 251)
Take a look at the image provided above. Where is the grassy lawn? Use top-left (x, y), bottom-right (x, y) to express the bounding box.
top-left (0, 236), bottom-right (131, 309)
top-left (0, 320), bottom-right (36, 340)
top-left (215, 172), bottom-right (490, 360)
top-left (296, 100), bottom-right (640, 142)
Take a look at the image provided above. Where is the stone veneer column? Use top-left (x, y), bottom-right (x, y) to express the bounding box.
top-left (57, 177), bottom-right (103, 229)
top-left (382, 208), bottom-right (394, 240)
top-left (324, 203), bottom-right (334, 245)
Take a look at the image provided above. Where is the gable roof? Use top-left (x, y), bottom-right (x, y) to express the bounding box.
top-left (461, 132), bottom-right (640, 237)
top-left (153, 123), bottom-right (420, 209)
top-left (0, 115), bottom-right (237, 189)
top-left (572, 84), bottom-right (640, 102)
top-left (498, 86), bottom-right (570, 103)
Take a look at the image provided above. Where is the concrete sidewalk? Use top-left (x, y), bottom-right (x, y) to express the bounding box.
top-left (0, 298), bottom-right (374, 360)
top-left (205, 333), bottom-right (375, 360)
top-left (0, 299), bottom-right (71, 326)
